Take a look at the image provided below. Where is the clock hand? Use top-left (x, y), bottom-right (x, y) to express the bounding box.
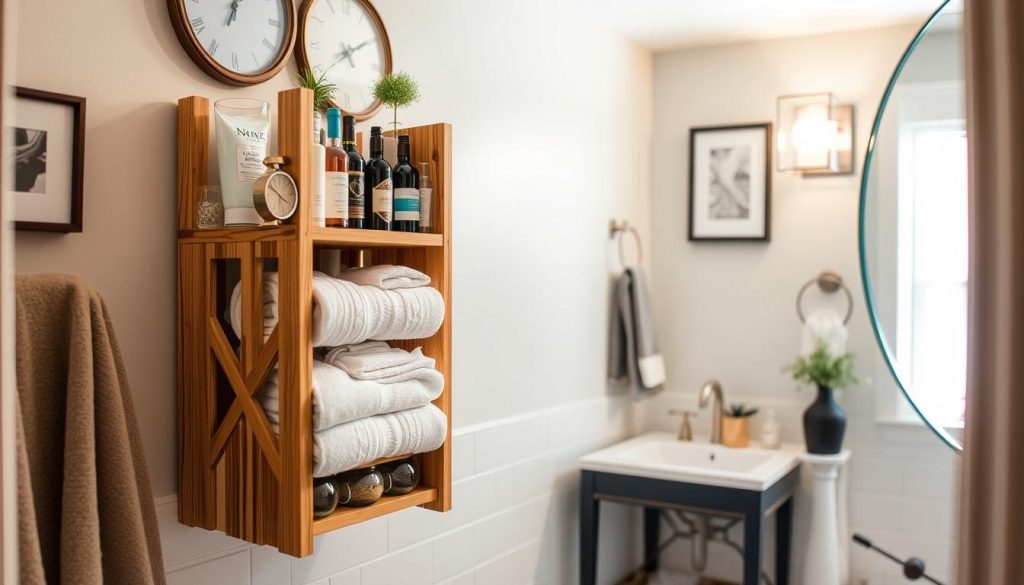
top-left (226, 0), bottom-right (240, 26)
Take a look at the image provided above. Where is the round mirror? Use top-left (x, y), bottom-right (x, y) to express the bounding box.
top-left (860, 0), bottom-right (966, 452)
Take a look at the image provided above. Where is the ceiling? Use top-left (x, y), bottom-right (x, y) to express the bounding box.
top-left (589, 0), bottom-right (943, 51)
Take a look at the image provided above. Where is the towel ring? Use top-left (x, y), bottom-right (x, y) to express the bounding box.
top-left (796, 270), bottom-right (854, 324)
top-left (609, 220), bottom-right (643, 266)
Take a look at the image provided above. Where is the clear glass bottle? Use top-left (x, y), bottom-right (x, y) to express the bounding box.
top-left (417, 162), bottom-right (433, 233)
top-left (325, 108), bottom-right (349, 228)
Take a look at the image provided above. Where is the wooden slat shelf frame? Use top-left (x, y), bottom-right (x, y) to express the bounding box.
top-left (176, 88), bottom-right (452, 557)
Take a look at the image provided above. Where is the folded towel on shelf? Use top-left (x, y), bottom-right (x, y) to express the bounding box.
top-left (335, 265), bottom-right (431, 290)
top-left (312, 404), bottom-right (448, 477)
top-left (262, 360), bottom-right (444, 431)
top-left (323, 341), bottom-right (437, 382)
top-left (228, 271), bottom-right (445, 347)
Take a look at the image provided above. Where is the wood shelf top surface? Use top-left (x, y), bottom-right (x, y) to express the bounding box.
top-left (178, 225), bottom-right (444, 248)
top-left (312, 486), bottom-right (438, 534)
top-left (312, 227), bottom-right (443, 248)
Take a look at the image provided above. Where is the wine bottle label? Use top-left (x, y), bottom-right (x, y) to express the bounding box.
top-left (326, 171), bottom-right (349, 220)
top-left (348, 171), bottom-right (365, 220)
top-left (372, 178), bottom-right (393, 223)
top-left (419, 187), bottom-right (432, 228)
top-left (393, 188), bottom-right (420, 221)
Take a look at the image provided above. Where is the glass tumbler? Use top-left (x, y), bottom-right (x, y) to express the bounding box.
top-left (196, 186), bottom-right (224, 228)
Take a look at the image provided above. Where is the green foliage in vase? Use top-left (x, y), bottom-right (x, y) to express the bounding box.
top-left (726, 403), bottom-right (759, 418)
top-left (786, 341), bottom-right (859, 390)
top-left (372, 72), bottom-right (421, 135)
top-left (297, 68), bottom-right (337, 113)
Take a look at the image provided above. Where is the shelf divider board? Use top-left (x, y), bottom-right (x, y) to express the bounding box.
top-left (177, 89), bottom-right (451, 558)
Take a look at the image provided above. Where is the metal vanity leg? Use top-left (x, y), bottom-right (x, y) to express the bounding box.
top-left (580, 471), bottom-right (600, 585)
top-left (743, 512), bottom-right (764, 585)
top-left (776, 497), bottom-right (794, 585)
top-left (643, 507), bottom-right (660, 573)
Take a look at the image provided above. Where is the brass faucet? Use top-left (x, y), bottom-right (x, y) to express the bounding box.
top-left (668, 409), bottom-right (697, 441)
top-left (699, 380), bottom-right (724, 444)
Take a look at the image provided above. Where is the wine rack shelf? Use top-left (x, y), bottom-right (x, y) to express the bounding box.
top-left (176, 88), bottom-right (452, 557)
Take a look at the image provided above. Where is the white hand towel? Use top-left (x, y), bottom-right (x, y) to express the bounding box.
top-left (261, 361), bottom-right (443, 431)
top-left (335, 264), bottom-right (431, 290)
top-left (800, 310), bottom-right (849, 357)
top-left (323, 343), bottom-right (436, 382)
top-left (228, 271), bottom-right (445, 347)
top-left (312, 404), bottom-right (447, 477)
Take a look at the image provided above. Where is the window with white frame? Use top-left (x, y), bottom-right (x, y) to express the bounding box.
top-left (895, 119), bottom-right (968, 428)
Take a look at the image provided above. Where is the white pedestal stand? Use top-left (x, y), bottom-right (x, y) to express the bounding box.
top-left (801, 451), bottom-right (851, 585)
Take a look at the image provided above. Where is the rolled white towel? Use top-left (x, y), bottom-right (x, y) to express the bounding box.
top-left (312, 404), bottom-right (447, 477)
top-left (229, 271), bottom-right (445, 347)
top-left (335, 264), bottom-right (431, 289)
top-left (261, 360), bottom-right (443, 431)
top-left (323, 342), bottom-right (436, 382)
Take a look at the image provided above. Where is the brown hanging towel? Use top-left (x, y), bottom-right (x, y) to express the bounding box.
top-left (15, 273), bottom-right (165, 585)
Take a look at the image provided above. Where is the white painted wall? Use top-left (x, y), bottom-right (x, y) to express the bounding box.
top-left (645, 26), bottom-right (961, 585)
top-left (12, 0), bottom-right (650, 582)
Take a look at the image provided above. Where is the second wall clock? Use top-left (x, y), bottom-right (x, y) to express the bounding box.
top-left (297, 0), bottom-right (393, 120)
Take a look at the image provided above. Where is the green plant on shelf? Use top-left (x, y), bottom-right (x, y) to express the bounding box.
top-left (372, 71), bottom-right (421, 136)
top-left (785, 340), bottom-right (858, 390)
top-left (297, 68), bottom-right (337, 113)
top-left (726, 403), bottom-right (759, 418)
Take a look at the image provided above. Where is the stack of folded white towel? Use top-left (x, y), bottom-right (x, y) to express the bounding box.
top-left (233, 265), bottom-right (448, 478)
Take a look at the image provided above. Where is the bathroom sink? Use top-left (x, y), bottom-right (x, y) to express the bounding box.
top-left (579, 432), bottom-right (802, 491)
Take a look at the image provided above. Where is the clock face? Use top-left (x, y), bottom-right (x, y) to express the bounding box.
top-left (266, 173), bottom-right (298, 219)
top-left (299, 0), bottom-right (392, 119)
top-left (173, 0), bottom-right (294, 83)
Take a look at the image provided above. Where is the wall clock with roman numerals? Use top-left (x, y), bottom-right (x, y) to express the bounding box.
top-left (167, 0), bottom-right (297, 86)
top-left (296, 0), bottom-right (393, 120)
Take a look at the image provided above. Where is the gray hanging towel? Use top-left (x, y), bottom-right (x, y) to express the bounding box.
top-left (608, 267), bottom-right (665, 399)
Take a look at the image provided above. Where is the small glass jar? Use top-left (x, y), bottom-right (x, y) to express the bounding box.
top-left (312, 477), bottom-right (339, 518)
top-left (196, 186), bottom-right (224, 229)
top-left (334, 466), bottom-right (387, 507)
top-left (381, 459), bottom-right (419, 496)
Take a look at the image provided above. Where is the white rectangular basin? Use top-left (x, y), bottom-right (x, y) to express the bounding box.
top-left (580, 432), bottom-right (803, 491)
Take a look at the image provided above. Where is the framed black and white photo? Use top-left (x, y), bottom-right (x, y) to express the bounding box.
top-left (8, 87), bottom-right (85, 232)
top-left (688, 123), bottom-right (771, 241)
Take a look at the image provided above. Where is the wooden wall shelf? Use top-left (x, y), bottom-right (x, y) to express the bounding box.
top-left (176, 88), bottom-right (452, 557)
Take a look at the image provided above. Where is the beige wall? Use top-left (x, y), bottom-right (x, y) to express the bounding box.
top-left (13, 0), bottom-right (652, 499)
top-left (644, 26), bottom-right (962, 584)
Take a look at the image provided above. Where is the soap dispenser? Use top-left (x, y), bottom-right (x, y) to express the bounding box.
top-left (761, 408), bottom-right (781, 449)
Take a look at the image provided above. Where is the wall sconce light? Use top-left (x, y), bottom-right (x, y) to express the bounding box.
top-left (776, 92), bottom-right (854, 175)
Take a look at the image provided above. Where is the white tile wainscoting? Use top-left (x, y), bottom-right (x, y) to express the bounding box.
top-left (161, 395), bottom-right (643, 585)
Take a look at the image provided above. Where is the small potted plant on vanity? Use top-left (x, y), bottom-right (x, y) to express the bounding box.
top-left (722, 404), bottom-right (758, 448)
top-left (787, 341), bottom-right (858, 454)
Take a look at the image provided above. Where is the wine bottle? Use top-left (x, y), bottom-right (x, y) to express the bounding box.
top-left (311, 112), bottom-right (327, 228)
top-left (324, 108), bottom-right (349, 228)
top-left (392, 135), bottom-right (419, 233)
top-left (417, 162), bottom-right (433, 233)
top-left (342, 115), bottom-right (365, 229)
top-left (366, 126), bottom-right (393, 231)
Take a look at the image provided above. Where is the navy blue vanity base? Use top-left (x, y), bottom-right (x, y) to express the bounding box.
top-left (579, 468), bottom-right (799, 585)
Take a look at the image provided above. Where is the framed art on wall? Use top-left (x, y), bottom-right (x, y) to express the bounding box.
top-left (688, 123), bottom-right (771, 241)
top-left (8, 87), bottom-right (85, 232)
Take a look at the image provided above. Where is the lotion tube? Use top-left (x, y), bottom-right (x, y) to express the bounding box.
top-left (215, 98), bottom-right (270, 226)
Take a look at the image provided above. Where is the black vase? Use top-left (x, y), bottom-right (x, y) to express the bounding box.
top-left (803, 384), bottom-right (847, 454)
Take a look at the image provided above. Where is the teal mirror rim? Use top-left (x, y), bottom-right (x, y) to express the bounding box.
top-left (858, 0), bottom-right (963, 453)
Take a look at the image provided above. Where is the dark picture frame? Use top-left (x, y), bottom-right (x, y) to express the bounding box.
top-left (11, 87), bottom-right (86, 232)
top-left (688, 123), bottom-right (772, 242)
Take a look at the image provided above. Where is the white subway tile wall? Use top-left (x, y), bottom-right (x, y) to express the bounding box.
top-left (161, 395), bottom-right (641, 585)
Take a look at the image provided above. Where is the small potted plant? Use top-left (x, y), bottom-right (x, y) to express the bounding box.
top-left (297, 68), bottom-right (337, 113)
top-left (722, 404), bottom-right (758, 448)
top-left (786, 341), bottom-right (858, 454)
top-left (372, 71), bottom-right (421, 136)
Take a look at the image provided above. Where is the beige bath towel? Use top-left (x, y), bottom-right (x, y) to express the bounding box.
top-left (16, 273), bottom-right (165, 585)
